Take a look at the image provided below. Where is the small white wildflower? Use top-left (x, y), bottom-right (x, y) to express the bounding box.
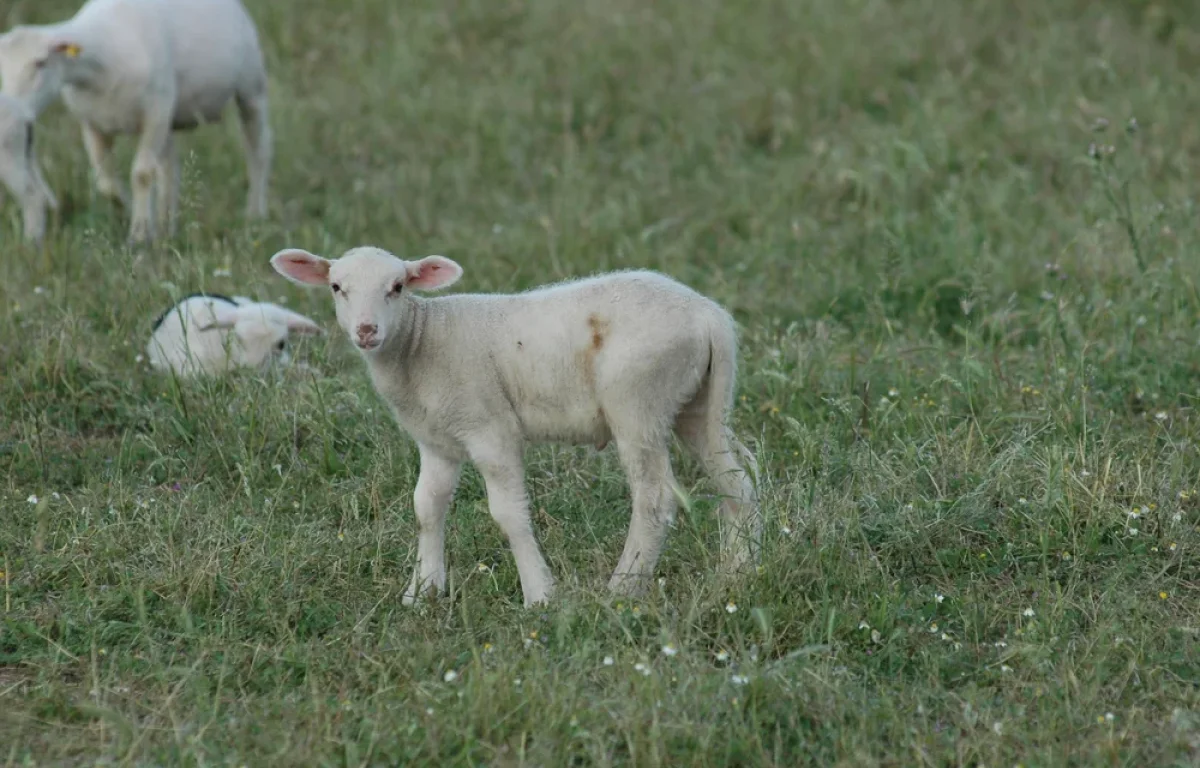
top-left (1040, 291), bottom-right (1055, 301)
top-left (858, 620), bottom-right (871, 630)
top-left (715, 650), bottom-right (730, 662)
top-left (940, 632), bottom-right (951, 642)
top-left (1000, 665), bottom-right (1013, 673)
top-left (929, 623), bottom-right (939, 633)
top-left (212, 268), bottom-right (232, 278)
top-left (1018, 497), bottom-right (1028, 505)
top-left (1155, 411), bottom-right (1168, 422)
top-left (730, 674), bottom-right (750, 686)
top-left (888, 388), bottom-right (900, 398)
top-left (1172, 513), bottom-right (1182, 523)
top-left (935, 593), bottom-right (945, 604)
top-left (661, 643), bottom-right (679, 658)
top-left (443, 670), bottom-right (458, 683)
top-left (513, 678), bottom-right (522, 686)
top-left (657, 577), bottom-right (666, 588)
top-left (870, 629), bottom-right (882, 644)
top-left (1128, 509), bottom-right (1141, 519)
top-left (1105, 712), bottom-right (1115, 723)
top-left (1169, 542), bottom-right (1177, 551)
top-left (1023, 608), bottom-right (1035, 617)
top-left (476, 563), bottom-right (490, 573)
top-left (1081, 470), bottom-right (1091, 477)
top-left (992, 721), bottom-right (1003, 735)
top-left (994, 641), bottom-right (1008, 648)
top-left (725, 601), bottom-right (738, 614)
top-left (602, 655), bottom-right (614, 666)
top-left (1136, 315), bottom-right (1147, 326)
top-left (633, 662), bottom-right (651, 676)
top-left (1128, 527), bottom-right (1139, 536)
top-left (51, 492), bottom-right (60, 499)
top-left (780, 525), bottom-right (792, 536)
top-left (26, 494), bottom-right (38, 504)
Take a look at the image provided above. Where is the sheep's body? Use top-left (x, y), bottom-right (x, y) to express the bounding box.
top-left (0, 93), bottom-right (55, 242)
top-left (147, 293), bottom-right (321, 377)
top-left (272, 246), bottom-right (761, 607)
top-left (0, 0), bottom-right (271, 243)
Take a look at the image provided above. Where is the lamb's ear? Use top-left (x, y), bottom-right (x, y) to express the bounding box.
top-left (195, 301), bottom-right (242, 332)
top-left (271, 249), bottom-right (331, 287)
top-left (405, 256), bottom-right (462, 292)
top-left (50, 41), bottom-right (82, 59)
top-left (257, 304), bottom-right (324, 335)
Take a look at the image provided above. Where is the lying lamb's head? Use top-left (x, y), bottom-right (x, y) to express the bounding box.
top-left (0, 27), bottom-right (79, 111)
top-left (192, 299), bottom-right (323, 371)
top-left (270, 246), bottom-right (462, 354)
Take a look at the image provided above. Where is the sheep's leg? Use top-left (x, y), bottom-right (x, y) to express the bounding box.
top-left (235, 89), bottom-right (271, 219)
top-left (81, 123), bottom-right (127, 207)
top-left (0, 152), bottom-right (45, 243)
top-left (607, 441), bottom-right (677, 595)
top-left (675, 405), bottom-right (760, 573)
top-left (402, 445), bottom-right (462, 606)
top-left (154, 133), bottom-right (179, 239)
top-left (128, 112), bottom-right (172, 244)
top-left (469, 440), bottom-right (555, 607)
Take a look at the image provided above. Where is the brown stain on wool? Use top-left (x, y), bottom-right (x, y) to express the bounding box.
top-left (582, 314), bottom-right (612, 450)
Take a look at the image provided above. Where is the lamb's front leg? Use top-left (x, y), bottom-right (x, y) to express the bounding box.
top-left (469, 439), bottom-right (556, 607)
top-left (402, 445), bottom-right (462, 605)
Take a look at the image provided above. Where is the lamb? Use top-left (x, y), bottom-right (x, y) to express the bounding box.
top-left (0, 0), bottom-right (271, 244)
top-left (0, 93), bottom-right (56, 242)
top-left (270, 245), bottom-right (761, 607)
top-left (146, 293), bottom-right (322, 377)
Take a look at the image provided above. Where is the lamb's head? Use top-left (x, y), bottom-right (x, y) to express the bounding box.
top-left (270, 246), bottom-right (462, 354)
top-left (0, 27), bottom-right (80, 112)
top-left (198, 300), bottom-right (324, 370)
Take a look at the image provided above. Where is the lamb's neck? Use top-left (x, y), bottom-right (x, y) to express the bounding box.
top-left (368, 295), bottom-right (436, 378)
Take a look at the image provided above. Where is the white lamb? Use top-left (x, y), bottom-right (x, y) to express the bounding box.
top-left (147, 293), bottom-right (322, 377)
top-left (0, 0), bottom-right (271, 243)
top-left (271, 246), bottom-right (761, 607)
top-left (0, 92), bottom-right (56, 242)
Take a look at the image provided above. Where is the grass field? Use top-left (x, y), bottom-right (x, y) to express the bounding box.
top-left (4, 0), bottom-right (1200, 764)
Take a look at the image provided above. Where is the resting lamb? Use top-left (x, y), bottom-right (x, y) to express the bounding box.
top-left (271, 245), bottom-right (761, 607)
top-left (0, 93), bottom-right (55, 242)
top-left (147, 293), bottom-right (322, 377)
top-left (0, 0), bottom-right (271, 243)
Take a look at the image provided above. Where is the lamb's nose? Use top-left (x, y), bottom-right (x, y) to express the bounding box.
top-left (356, 324), bottom-right (377, 339)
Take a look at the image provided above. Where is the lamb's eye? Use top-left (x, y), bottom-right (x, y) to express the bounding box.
top-left (388, 281), bottom-right (403, 297)
top-left (330, 283), bottom-right (341, 294)
top-left (275, 339), bottom-right (286, 351)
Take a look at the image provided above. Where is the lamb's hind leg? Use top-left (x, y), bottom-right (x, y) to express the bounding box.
top-left (607, 435), bottom-right (678, 596)
top-left (675, 396), bottom-right (760, 572)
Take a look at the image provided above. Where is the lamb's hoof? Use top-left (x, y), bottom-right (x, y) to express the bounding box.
top-left (607, 573), bottom-right (649, 597)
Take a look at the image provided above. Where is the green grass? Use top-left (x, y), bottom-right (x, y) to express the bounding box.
top-left (3, 0), bottom-right (1200, 764)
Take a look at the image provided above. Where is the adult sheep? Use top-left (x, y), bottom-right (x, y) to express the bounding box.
top-left (272, 245), bottom-right (762, 607)
top-left (0, 0), bottom-right (271, 243)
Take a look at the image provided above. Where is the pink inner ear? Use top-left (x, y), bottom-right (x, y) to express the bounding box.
top-left (271, 249), bottom-right (330, 286)
top-left (405, 256), bottom-right (463, 291)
